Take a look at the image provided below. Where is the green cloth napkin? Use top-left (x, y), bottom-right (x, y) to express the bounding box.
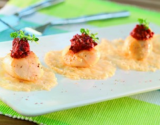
top-left (1, 0), bottom-right (160, 125)
top-left (1, 97), bottom-right (160, 125)
top-left (8, 0), bottom-right (160, 27)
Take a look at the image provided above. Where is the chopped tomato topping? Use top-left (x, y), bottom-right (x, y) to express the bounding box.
top-left (130, 24), bottom-right (154, 40)
top-left (11, 38), bottom-right (30, 59)
top-left (70, 33), bottom-right (97, 53)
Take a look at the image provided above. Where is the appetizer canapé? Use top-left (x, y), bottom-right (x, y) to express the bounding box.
top-left (3, 32), bottom-right (43, 81)
top-left (45, 29), bottom-right (115, 79)
top-left (62, 28), bottom-right (100, 67)
top-left (0, 31), bottom-right (57, 91)
top-left (99, 18), bottom-right (160, 71)
top-left (124, 19), bottom-right (154, 60)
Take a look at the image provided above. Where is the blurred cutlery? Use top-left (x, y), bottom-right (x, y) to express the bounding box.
top-left (23, 10), bottom-right (130, 35)
top-left (0, 10), bottom-right (130, 36)
top-left (0, 0), bottom-right (64, 32)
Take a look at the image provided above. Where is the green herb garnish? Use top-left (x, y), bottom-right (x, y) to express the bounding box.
top-left (138, 18), bottom-right (149, 30)
top-left (10, 30), bottom-right (39, 43)
top-left (80, 28), bottom-right (99, 42)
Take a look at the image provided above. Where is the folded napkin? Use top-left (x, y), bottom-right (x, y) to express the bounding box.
top-left (0, 0), bottom-right (160, 125)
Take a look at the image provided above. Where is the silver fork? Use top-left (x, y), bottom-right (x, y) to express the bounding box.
top-left (0, 0), bottom-right (64, 32)
top-left (23, 11), bottom-right (130, 35)
top-left (0, 11), bottom-right (130, 36)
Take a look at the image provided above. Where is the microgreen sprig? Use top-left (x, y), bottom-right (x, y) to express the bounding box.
top-left (138, 18), bottom-right (149, 30)
top-left (10, 30), bottom-right (39, 43)
top-left (80, 28), bottom-right (99, 42)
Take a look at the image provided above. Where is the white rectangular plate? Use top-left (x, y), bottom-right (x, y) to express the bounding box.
top-left (0, 23), bottom-right (160, 116)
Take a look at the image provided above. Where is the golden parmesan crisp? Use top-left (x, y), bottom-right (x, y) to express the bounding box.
top-left (99, 35), bottom-right (160, 71)
top-left (0, 58), bottom-right (57, 91)
top-left (45, 51), bottom-right (116, 80)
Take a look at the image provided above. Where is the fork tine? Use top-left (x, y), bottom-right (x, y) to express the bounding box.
top-left (22, 27), bottom-right (42, 36)
top-left (34, 23), bottom-right (51, 33)
top-left (21, 23), bottom-right (50, 36)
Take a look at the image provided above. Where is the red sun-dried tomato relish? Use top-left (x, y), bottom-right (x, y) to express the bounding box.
top-left (70, 33), bottom-right (97, 53)
top-left (130, 24), bottom-right (154, 41)
top-left (11, 38), bottom-right (30, 59)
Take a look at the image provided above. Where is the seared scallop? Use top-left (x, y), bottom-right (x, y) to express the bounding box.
top-left (2, 51), bottom-right (43, 81)
top-left (124, 36), bottom-right (152, 60)
top-left (62, 46), bottom-right (100, 67)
